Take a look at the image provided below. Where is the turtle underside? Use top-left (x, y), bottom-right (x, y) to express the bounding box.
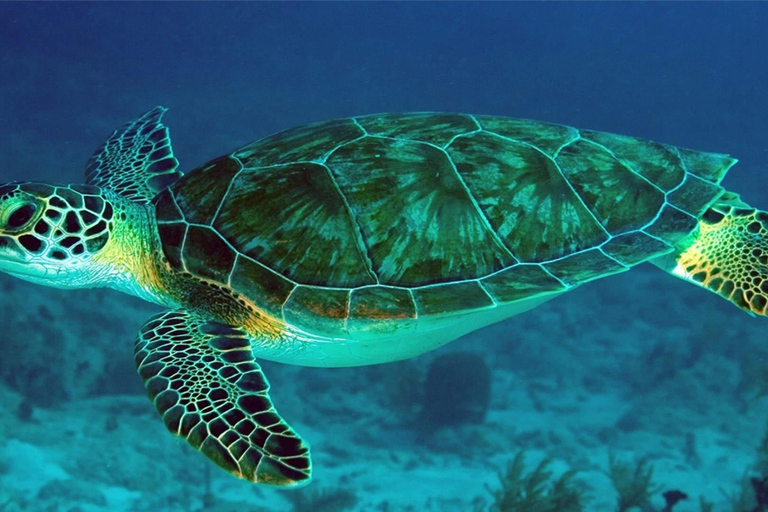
top-left (152, 113), bottom-right (735, 337)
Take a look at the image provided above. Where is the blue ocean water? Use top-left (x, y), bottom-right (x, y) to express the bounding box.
top-left (0, 3), bottom-right (767, 511)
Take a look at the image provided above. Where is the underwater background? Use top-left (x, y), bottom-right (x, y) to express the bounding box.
top-left (1, 2), bottom-right (768, 511)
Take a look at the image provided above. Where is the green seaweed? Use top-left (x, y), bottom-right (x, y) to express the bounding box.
top-left (608, 454), bottom-right (656, 512)
top-left (721, 416), bottom-right (768, 512)
top-left (485, 451), bottom-right (584, 512)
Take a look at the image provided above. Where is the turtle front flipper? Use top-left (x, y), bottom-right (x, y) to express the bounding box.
top-left (85, 106), bottom-right (182, 203)
top-left (134, 310), bottom-right (311, 486)
top-left (661, 195), bottom-right (768, 316)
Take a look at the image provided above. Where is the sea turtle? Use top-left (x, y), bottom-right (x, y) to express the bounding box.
top-left (1, 107), bottom-right (766, 486)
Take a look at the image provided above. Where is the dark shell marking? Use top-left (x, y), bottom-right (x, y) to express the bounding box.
top-left (153, 114), bottom-right (736, 335)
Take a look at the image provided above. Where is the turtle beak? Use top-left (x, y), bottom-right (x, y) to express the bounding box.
top-left (0, 244), bottom-right (82, 289)
top-left (0, 235), bottom-right (47, 279)
top-left (0, 235), bottom-right (24, 261)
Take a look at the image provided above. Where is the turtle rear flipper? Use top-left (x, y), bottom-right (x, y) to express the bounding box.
top-left (134, 310), bottom-right (311, 486)
top-left (661, 198), bottom-right (768, 316)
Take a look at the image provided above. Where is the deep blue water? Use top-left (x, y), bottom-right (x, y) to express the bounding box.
top-left (2, 3), bottom-right (768, 511)
top-left (1, 3), bottom-right (766, 199)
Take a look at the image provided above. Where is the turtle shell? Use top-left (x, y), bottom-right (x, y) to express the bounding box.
top-left (152, 113), bottom-right (736, 337)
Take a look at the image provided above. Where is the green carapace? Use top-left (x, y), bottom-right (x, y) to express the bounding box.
top-left (1, 108), bottom-right (766, 485)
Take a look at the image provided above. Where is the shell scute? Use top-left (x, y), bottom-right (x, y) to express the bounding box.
top-left (154, 189), bottom-right (184, 222)
top-left (326, 135), bottom-right (513, 286)
top-left (601, 232), bottom-right (671, 266)
top-left (350, 286), bottom-right (415, 321)
top-left (581, 130), bottom-right (685, 191)
top-left (481, 265), bottom-right (566, 303)
top-left (213, 162), bottom-right (374, 288)
top-left (676, 148), bottom-right (737, 184)
top-left (556, 140), bottom-right (665, 234)
top-left (667, 173), bottom-right (725, 217)
top-left (644, 205), bottom-right (698, 246)
top-left (542, 248), bottom-right (627, 287)
top-left (348, 286), bottom-right (417, 335)
top-left (412, 281), bottom-right (493, 317)
top-left (475, 116), bottom-right (578, 155)
top-left (235, 119), bottom-right (363, 167)
top-left (356, 112), bottom-right (478, 146)
top-left (447, 131), bottom-right (607, 262)
top-left (156, 222), bottom-right (186, 269)
top-left (229, 257), bottom-right (295, 320)
top-left (183, 225), bottom-right (236, 283)
top-left (283, 286), bottom-right (350, 336)
top-left (170, 156), bottom-right (241, 226)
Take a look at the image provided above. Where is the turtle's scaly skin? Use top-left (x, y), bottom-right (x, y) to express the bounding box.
top-left (134, 309), bottom-right (310, 484)
top-left (152, 113), bottom-right (735, 340)
top-left (674, 202), bottom-right (768, 315)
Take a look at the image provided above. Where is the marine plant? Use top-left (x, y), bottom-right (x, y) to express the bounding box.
top-left (484, 451), bottom-right (584, 512)
top-left (698, 496), bottom-right (714, 512)
top-left (721, 416), bottom-right (768, 511)
top-left (608, 454), bottom-right (656, 512)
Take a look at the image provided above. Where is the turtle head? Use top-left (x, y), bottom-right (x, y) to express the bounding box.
top-left (0, 182), bottom-right (116, 288)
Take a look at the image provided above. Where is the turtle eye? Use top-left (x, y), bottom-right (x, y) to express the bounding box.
top-left (6, 203), bottom-right (37, 230)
